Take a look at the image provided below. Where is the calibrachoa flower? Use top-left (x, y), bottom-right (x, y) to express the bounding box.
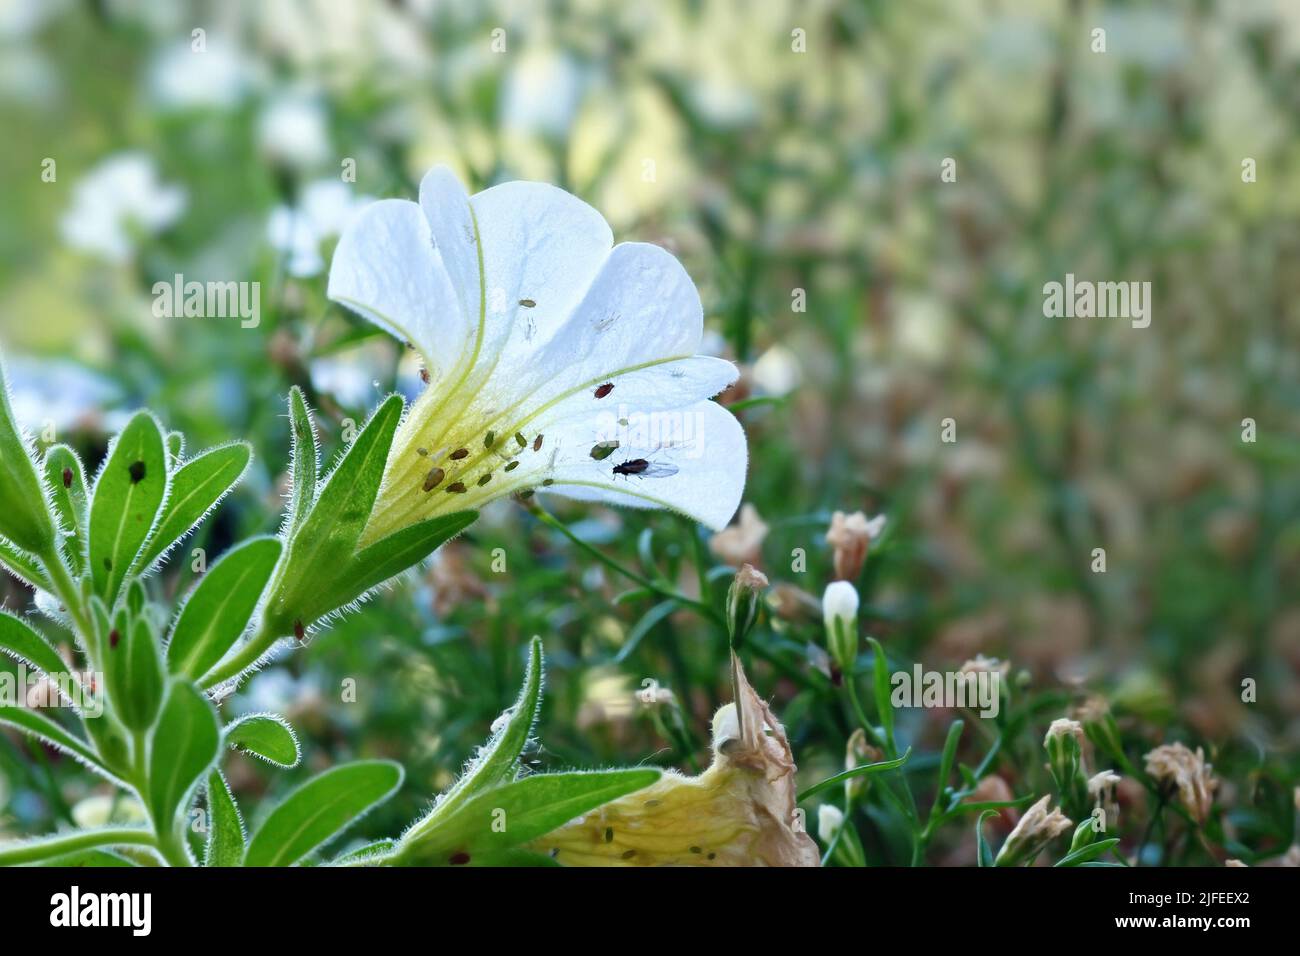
top-left (328, 165), bottom-right (746, 542)
top-left (527, 654), bottom-right (818, 866)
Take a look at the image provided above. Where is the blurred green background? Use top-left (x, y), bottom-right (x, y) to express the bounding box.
top-left (0, 0), bottom-right (1297, 863)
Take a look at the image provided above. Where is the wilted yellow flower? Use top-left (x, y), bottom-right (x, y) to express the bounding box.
top-left (529, 654), bottom-right (818, 866)
top-left (1145, 743), bottom-right (1218, 823)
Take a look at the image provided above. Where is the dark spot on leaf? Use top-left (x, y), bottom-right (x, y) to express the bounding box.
top-left (128, 460), bottom-right (146, 483)
top-left (449, 851), bottom-right (471, 865)
top-left (707, 852), bottom-right (716, 860)
top-left (103, 557), bottom-right (112, 571)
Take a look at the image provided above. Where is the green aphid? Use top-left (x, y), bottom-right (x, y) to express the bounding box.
top-left (505, 460), bottom-right (519, 472)
top-left (477, 473), bottom-right (492, 486)
top-left (515, 432), bottom-right (526, 447)
top-left (590, 441), bottom-right (619, 461)
top-left (484, 430), bottom-right (496, 449)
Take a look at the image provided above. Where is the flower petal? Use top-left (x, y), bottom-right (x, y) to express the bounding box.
top-left (327, 198), bottom-right (470, 382)
top-left (532, 398), bottom-right (746, 531)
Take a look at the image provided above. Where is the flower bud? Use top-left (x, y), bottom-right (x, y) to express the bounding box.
top-left (0, 358), bottom-right (56, 555)
top-left (825, 511), bottom-right (885, 581)
top-left (725, 564), bottom-right (768, 648)
top-left (844, 727), bottom-right (882, 802)
top-left (822, 580), bottom-right (859, 673)
top-left (994, 795), bottom-right (1072, 866)
top-left (817, 804), bottom-right (844, 845)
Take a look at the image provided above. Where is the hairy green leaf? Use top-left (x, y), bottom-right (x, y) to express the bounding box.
top-left (89, 411), bottom-right (167, 603)
top-left (147, 681), bottom-right (221, 829)
top-left (244, 761), bottom-right (403, 867)
top-left (42, 444), bottom-right (88, 574)
top-left (204, 771), bottom-right (246, 867)
top-left (135, 441), bottom-right (251, 574)
top-left (284, 386), bottom-right (318, 537)
top-left (0, 610), bottom-right (68, 680)
top-left (225, 713), bottom-right (300, 768)
top-left (168, 536), bottom-right (282, 681)
top-left (0, 354), bottom-right (56, 555)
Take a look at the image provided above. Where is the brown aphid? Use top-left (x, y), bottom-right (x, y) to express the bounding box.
top-left (504, 460), bottom-right (519, 472)
top-left (448, 851), bottom-right (471, 865)
top-left (419, 367), bottom-right (430, 384)
top-left (519, 298), bottom-right (536, 308)
top-left (109, 629), bottom-right (120, 650)
top-left (476, 473), bottom-right (492, 486)
top-left (613, 458), bottom-right (650, 476)
top-left (450, 448), bottom-right (469, 460)
top-left (416, 447), bottom-right (428, 457)
top-left (294, 619), bottom-right (305, 643)
top-left (446, 481), bottom-right (467, 494)
top-left (533, 434), bottom-right (544, 452)
top-left (422, 467), bottom-right (445, 492)
top-left (594, 382), bottom-right (614, 399)
top-left (128, 460), bottom-right (147, 483)
top-left (62, 467), bottom-right (73, 488)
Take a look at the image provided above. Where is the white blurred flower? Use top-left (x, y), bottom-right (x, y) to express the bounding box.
top-left (60, 152), bottom-right (186, 263)
top-left (148, 36), bottom-right (252, 111)
top-left (257, 91), bottom-right (330, 170)
top-left (751, 343), bottom-right (802, 396)
top-left (4, 357), bottom-right (121, 433)
top-left (501, 49), bottom-right (584, 139)
top-left (268, 179), bottom-right (373, 278)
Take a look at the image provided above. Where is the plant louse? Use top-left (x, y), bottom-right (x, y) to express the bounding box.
top-left (594, 383), bottom-right (614, 399)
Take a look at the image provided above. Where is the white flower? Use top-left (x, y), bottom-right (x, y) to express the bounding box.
top-left (268, 179), bottom-right (374, 278)
top-left (60, 152), bottom-right (186, 263)
top-left (329, 165), bottom-right (747, 538)
top-left (822, 580), bottom-right (860, 631)
top-left (817, 804), bottom-right (844, 844)
top-left (148, 36), bottom-right (252, 112)
top-left (257, 91), bottom-right (330, 170)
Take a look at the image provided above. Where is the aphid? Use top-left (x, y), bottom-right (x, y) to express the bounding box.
top-left (446, 481), bottom-right (467, 494)
top-left (542, 478), bottom-right (554, 486)
top-left (293, 619), bottom-right (305, 643)
top-left (449, 851), bottom-right (471, 865)
top-left (604, 827), bottom-right (614, 844)
top-left (419, 367), bottom-right (430, 384)
top-left (519, 298), bottom-right (536, 308)
top-left (422, 467), bottom-right (445, 492)
top-left (590, 441), bottom-right (619, 461)
top-left (128, 460), bottom-right (147, 483)
top-left (477, 473), bottom-right (492, 486)
top-left (450, 448), bottom-right (469, 460)
top-left (621, 849), bottom-right (637, 860)
top-left (417, 447), bottom-right (428, 457)
top-left (515, 432), bottom-right (526, 448)
top-left (109, 629), bottom-right (120, 650)
top-left (612, 458), bottom-right (679, 478)
top-left (594, 382), bottom-right (614, 399)
top-left (533, 434), bottom-right (544, 452)
top-left (484, 430), bottom-right (495, 449)
top-left (62, 467), bottom-right (72, 488)
top-left (504, 460), bottom-right (519, 472)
